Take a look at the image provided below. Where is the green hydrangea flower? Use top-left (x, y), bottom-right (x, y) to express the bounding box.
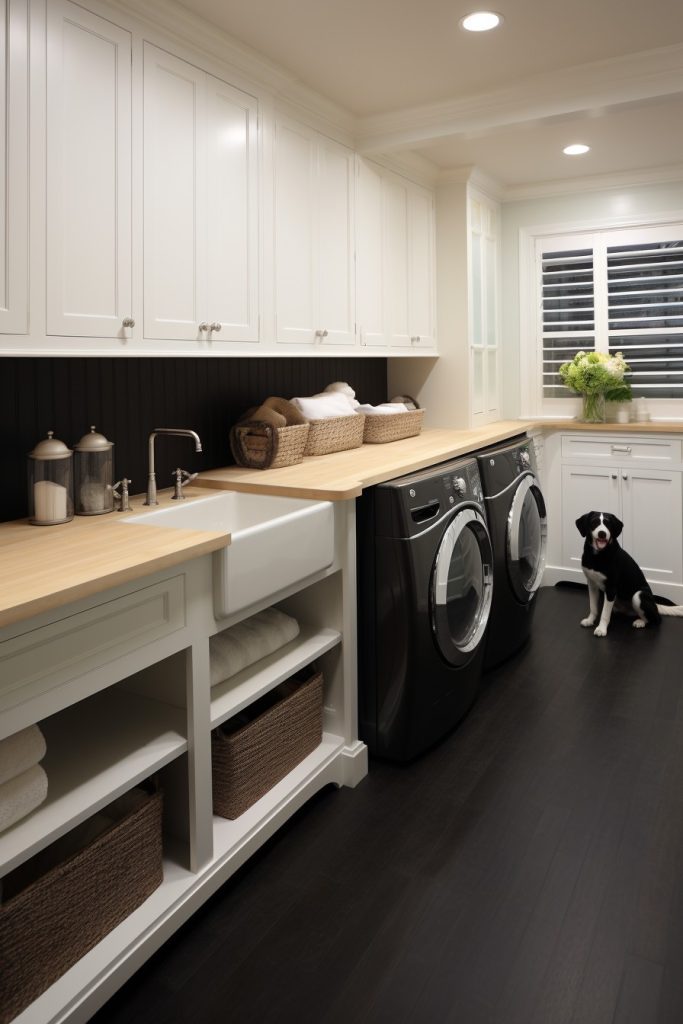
top-left (558, 350), bottom-right (632, 402)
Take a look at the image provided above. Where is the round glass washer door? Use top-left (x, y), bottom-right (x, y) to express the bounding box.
top-left (506, 474), bottom-right (547, 602)
top-left (431, 507), bottom-right (494, 666)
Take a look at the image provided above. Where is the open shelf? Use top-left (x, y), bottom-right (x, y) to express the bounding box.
top-left (210, 624), bottom-right (341, 728)
top-left (0, 688), bottom-right (186, 876)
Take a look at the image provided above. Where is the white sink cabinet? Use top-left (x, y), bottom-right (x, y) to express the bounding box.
top-left (0, 497), bottom-right (366, 1024)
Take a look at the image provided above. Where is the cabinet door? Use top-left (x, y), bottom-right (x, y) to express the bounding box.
top-left (356, 159), bottom-right (386, 348)
top-left (0, 0), bottom-right (27, 335)
top-left (408, 186), bottom-right (436, 349)
top-left (561, 464), bottom-right (620, 571)
top-left (317, 135), bottom-right (355, 346)
top-left (621, 468), bottom-right (683, 584)
top-left (205, 74), bottom-right (259, 343)
top-left (383, 175), bottom-right (410, 348)
top-left (143, 44), bottom-right (207, 341)
top-left (273, 119), bottom-right (317, 344)
top-left (46, 0), bottom-right (131, 338)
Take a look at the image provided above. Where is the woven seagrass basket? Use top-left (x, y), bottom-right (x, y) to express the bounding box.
top-left (212, 668), bottom-right (323, 819)
top-left (363, 408), bottom-right (424, 444)
top-left (304, 413), bottom-right (365, 456)
top-left (0, 787), bottom-right (163, 1024)
top-left (230, 421), bottom-right (310, 469)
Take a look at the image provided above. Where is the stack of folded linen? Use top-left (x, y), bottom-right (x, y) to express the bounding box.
top-left (210, 607), bottom-right (300, 687)
top-left (355, 402), bottom-right (410, 415)
top-left (0, 725), bottom-right (48, 833)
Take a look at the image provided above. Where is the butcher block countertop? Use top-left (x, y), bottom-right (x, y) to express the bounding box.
top-left (195, 421), bottom-right (535, 500)
top-left (0, 490), bottom-right (229, 630)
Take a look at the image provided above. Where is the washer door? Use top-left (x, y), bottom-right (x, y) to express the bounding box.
top-left (507, 474), bottom-right (547, 602)
top-left (431, 508), bottom-right (494, 666)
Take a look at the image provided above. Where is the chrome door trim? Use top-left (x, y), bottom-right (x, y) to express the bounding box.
top-left (432, 507), bottom-right (494, 657)
top-left (506, 475), bottom-right (547, 597)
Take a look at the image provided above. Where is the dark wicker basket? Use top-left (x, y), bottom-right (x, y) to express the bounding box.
top-left (0, 787), bottom-right (163, 1023)
top-left (212, 668), bottom-right (323, 819)
top-left (230, 421), bottom-right (310, 469)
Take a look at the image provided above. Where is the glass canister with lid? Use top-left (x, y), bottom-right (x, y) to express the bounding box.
top-left (27, 431), bottom-right (74, 525)
top-left (74, 425), bottom-right (115, 515)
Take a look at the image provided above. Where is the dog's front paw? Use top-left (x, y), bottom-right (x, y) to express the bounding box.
top-left (580, 616), bottom-right (596, 628)
top-left (632, 618), bottom-right (646, 629)
top-left (593, 625), bottom-right (607, 637)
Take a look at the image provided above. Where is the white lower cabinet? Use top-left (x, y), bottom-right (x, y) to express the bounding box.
top-left (544, 431), bottom-right (683, 597)
top-left (0, 502), bottom-right (366, 1024)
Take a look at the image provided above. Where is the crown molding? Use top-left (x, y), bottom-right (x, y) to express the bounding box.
top-left (438, 166), bottom-right (505, 201)
top-left (503, 161), bottom-right (683, 201)
top-left (356, 43), bottom-right (683, 153)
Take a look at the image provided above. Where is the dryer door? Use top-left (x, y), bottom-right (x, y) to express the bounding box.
top-left (507, 474), bottom-right (547, 602)
top-left (431, 507), bottom-right (493, 666)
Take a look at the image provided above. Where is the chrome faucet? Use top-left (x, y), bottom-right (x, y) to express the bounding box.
top-left (144, 428), bottom-right (202, 506)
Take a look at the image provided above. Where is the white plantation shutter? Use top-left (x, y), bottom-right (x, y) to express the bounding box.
top-left (535, 222), bottom-right (683, 408)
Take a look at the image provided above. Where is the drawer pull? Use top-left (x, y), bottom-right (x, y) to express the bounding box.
top-left (611, 445), bottom-right (632, 453)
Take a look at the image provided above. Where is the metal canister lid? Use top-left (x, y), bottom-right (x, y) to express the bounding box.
top-left (74, 425), bottom-right (114, 452)
top-left (29, 431), bottom-right (72, 460)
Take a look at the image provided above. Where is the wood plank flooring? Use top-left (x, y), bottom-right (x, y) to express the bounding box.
top-left (93, 585), bottom-right (683, 1024)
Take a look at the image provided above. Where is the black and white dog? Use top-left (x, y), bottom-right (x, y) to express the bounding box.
top-left (576, 511), bottom-right (683, 636)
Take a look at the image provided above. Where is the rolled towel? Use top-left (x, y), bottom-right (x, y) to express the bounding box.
top-left (356, 402), bottom-right (409, 415)
top-left (0, 725), bottom-right (47, 787)
top-left (290, 393), bottom-right (360, 420)
top-left (0, 764), bottom-right (48, 833)
top-left (210, 607), bottom-right (300, 686)
top-left (324, 382), bottom-right (356, 400)
top-left (237, 404), bottom-right (287, 429)
top-left (390, 394), bottom-right (419, 411)
top-left (262, 397), bottom-right (309, 426)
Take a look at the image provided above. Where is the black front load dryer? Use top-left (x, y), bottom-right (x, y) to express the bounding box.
top-left (476, 437), bottom-right (547, 670)
top-left (357, 457), bottom-right (493, 762)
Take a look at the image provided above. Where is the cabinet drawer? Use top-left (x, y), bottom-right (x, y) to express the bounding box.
top-left (561, 434), bottom-right (681, 466)
top-left (0, 576), bottom-right (185, 713)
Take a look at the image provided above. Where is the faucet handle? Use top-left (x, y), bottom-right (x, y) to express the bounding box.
top-left (113, 478), bottom-right (132, 512)
top-left (171, 468), bottom-right (198, 500)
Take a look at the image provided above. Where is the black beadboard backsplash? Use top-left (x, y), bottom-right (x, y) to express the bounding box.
top-left (0, 357), bottom-right (388, 522)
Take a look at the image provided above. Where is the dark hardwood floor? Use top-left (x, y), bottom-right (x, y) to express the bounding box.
top-left (93, 585), bottom-right (683, 1024)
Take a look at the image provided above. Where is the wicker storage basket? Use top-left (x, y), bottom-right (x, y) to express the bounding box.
top-left (0, 787), bottom-right (163, 1024)
top-left (363, 408), bottom-right (424, 444)
top-left (230, 421), bottom-right (310, 470)
top-left (212, 668), bottom-right (323, 819)
top-left (304, 414), bottom-right (365, 457)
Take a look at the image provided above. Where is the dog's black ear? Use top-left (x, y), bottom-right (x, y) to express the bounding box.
top-left (576, 512), bottom-right (595, 537)
top-left (605, 513), bottom-right (623, 539)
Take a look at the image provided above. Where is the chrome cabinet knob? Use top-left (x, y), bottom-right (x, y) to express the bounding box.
top-left (411, 335), bottom-right (421, 345)
top-left (315, 329), bottom-right (329, 339)
top-left (122, 317), bottom-right (135, 328)
top-left (198, 322), bottom-right (209, 332)
top-left (209, 322), bottom-right (222, 332)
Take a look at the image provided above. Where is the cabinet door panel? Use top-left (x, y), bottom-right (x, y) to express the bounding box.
top-left (46, 0), bottom-right (131, 338)
top-left (356, 159), bottom-right (385, 348)
top-left (206, 75), bottom-right (258, 342)
top-left (561, 465), bottom-right (619, 571)
top-left (383, 176), bottom-right (410, 348)
top-left (408, 187), bottom-right (435, 348)
top-left (143, 44), bottom-right (206, 341)
top-left (621, 469), bottom-right (683, 584)
top-left (317, 137), bottom-right (355, 346)
top-left (0, 0), bottom-right (27, 335)
top-left (274, 120), bottom-right (316, 344)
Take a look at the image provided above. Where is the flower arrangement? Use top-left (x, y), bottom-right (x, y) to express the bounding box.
top-left (558, 350), bottom-right (632, 422)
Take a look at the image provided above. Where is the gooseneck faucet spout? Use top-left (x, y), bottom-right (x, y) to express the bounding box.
top-left (144, 428), bottom-right (203, 506)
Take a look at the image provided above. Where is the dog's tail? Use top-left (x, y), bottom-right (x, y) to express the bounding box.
top-left (656, 604), bottom-right (683, 617)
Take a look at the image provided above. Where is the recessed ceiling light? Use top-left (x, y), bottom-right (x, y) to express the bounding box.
top-left (460, 11), bottom-right (503, 32)
top-left (563, 144), bottom-right (590, 156)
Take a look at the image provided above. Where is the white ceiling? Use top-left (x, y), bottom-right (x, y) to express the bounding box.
top-left (176, 0), bottom-right (683, 189)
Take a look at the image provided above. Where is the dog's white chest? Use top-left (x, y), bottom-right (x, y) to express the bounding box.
top-left (584, 567), bottom-right (607, 591)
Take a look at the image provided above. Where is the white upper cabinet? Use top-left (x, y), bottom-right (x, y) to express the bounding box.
top-left (274, 117), bottom-right (355, 347)
top-left (0, 0), bottom-right (28, 335)
top-left (46, 0), bottom-right (132, 339)
top-left (356, 159), bottom-right (436, 352)
top-left (143, 44), bottom-right (258, 344)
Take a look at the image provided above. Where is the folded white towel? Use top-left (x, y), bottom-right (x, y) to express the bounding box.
top-left (0, 724), bottom-right (47, 787)
top-left (291, 393), bottom-right (359, 420)
top-left (324, 382), bottom-right (356, 400)
top-left (210, 608), bottom-right (300, 687)
top-left (0, 764), bottom-right (48, 833)
top-left (355, 403), bottom-right (409, 415)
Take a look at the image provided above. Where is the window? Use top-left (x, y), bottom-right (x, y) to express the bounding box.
top-left (530, 221), bottom-right (683, 416)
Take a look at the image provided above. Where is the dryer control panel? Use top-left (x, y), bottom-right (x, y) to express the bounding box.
top-left (374, 457), bottom-right (486, 539)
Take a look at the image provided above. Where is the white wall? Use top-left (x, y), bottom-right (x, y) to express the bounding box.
top-left (500, 179), bottom-right (683, 418)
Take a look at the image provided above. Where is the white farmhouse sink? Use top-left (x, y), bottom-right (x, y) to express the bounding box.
top-left (125, 491), bottom-right (335, 618)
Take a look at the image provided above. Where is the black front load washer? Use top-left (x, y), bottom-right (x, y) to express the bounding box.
top-left (476, 436), bottom-right (547, 670)
top-left (357, 456), bottom-right (494, 762)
